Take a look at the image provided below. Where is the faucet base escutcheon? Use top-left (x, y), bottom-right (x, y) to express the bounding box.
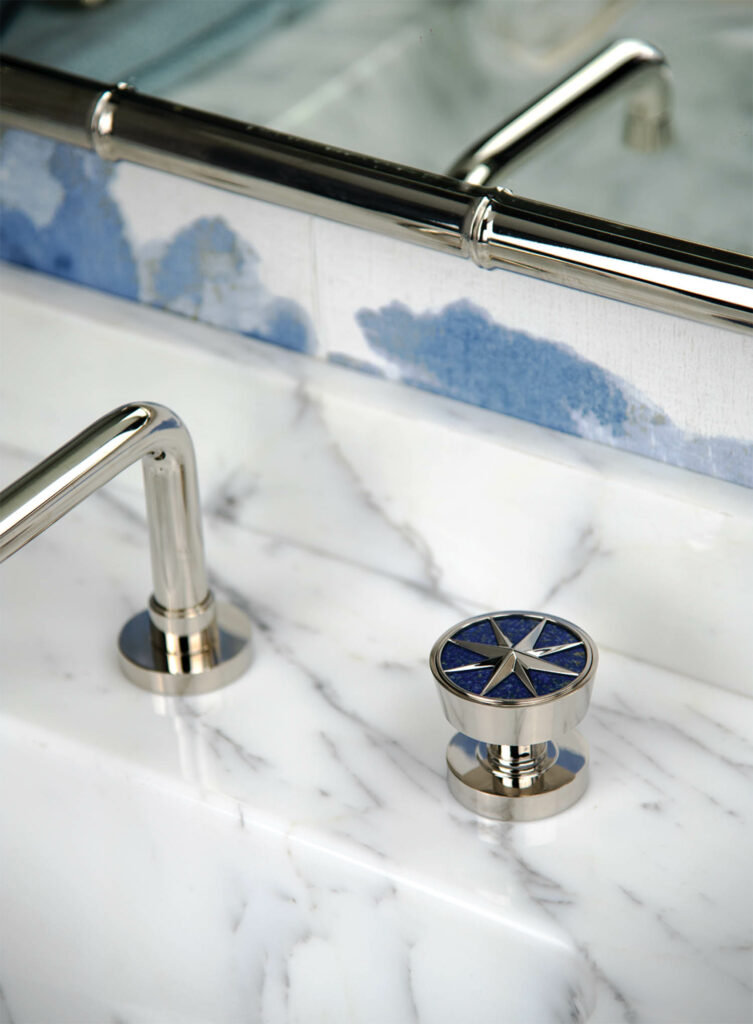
top-left (119, 599), bottom-right (253, 697)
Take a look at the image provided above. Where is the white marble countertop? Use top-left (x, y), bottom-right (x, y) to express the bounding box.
top-left (0, 267), bottom-right (751, 1023)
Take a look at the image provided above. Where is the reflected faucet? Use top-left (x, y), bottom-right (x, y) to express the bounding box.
top-left (449, 38), bottom-right (672, 186)
top-left (0, 402), bottom-right (252, 695)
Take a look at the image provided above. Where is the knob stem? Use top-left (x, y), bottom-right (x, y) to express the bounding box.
top-left (484, 743), bottom-right (554, 788)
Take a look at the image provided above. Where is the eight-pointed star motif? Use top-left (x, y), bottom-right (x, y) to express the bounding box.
top-left (446, 618), bottom-right (583, 697)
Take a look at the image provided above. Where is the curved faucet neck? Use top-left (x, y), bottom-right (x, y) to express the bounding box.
top-left (0, 402), bottom-right (210, 614)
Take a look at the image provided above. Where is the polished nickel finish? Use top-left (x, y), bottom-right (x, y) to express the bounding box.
top-left (0, 402), bottom-right (252, 695)
top-left (445, 732), bottom-right (590, 822)
top-left (0, 56), bottom-right (750, 332)
top-left (119, 602), bottom-right (252, 697)
top-left (448, 39), bottom-right (671, 186)
top-left (430, 611), bottom-right (597, 821)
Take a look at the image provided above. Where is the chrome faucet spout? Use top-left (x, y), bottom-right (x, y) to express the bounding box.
top-left (0, 402), bottom-right (252, 695)
top-left (0, 402), bottom-right (208, 609)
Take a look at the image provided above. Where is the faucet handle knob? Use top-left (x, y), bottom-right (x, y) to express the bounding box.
top-left (429, 611), bottom-right (597, 821)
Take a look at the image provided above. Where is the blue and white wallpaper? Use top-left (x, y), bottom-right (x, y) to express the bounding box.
top-left (1, 128), bottom-right (750, 487)
top-left (352, 300), bottom-right (752, 485)
top-left (0, 132), bottom-right (314, 353)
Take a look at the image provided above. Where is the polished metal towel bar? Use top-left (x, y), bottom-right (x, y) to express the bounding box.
top-left (0, 53), bottom-right (751, 331)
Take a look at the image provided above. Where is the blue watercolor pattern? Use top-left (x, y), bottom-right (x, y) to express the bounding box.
top-left (0, 142), bottom-right (138, 300)
top-left (150, 216), bottom-right (311, 352)
top-left (1, 129), bottom-right (749, 485)
top-left (355, 300), bottom-right (752, 486)
top-left (0, 130), bottom-right (313, 353)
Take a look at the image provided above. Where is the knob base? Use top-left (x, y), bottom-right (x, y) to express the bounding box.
top-left (446, 730), bottom-right (588, 821)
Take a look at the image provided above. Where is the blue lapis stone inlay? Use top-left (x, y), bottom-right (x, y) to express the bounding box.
top-left (439, 614), bottom-right (587, 701)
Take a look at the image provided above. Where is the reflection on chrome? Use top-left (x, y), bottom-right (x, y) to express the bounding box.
top-left (448, 39), bottom-right (672, 186)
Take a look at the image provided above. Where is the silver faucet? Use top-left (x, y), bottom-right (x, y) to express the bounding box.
top-left (0, 402), bottom-right (252, 695)
top-left (448, 38), bottom-right (672, 186)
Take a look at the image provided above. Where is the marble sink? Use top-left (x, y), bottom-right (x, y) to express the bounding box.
top-left (0, 267), bottom-right (751, 1023)
top-left (0, 715), bottom-right (590, 1023)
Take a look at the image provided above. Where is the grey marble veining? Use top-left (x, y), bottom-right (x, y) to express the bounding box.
top-left (0, 269), bottom-right (751, 1022)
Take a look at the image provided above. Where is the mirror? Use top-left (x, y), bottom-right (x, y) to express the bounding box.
top-left (1, 0), bottom-right (751, 255)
